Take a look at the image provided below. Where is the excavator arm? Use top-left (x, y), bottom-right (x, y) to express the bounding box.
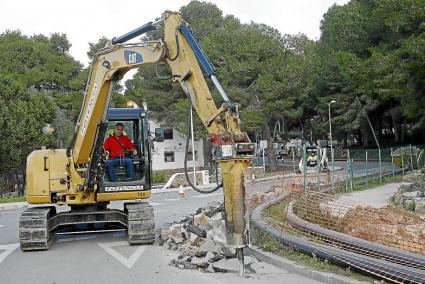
top-left (163, 13), bottom-right (255, 257)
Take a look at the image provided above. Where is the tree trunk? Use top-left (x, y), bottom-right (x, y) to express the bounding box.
top-left (18, 163), bottom-right (25, 196)
top-left (389, 107), bottom-right (401, 144)
top-left (376, 115), bottom-right (382, 147)
top-left (401, 120), bottom-right (406, 144)
top-left (299, 119), bottom-right (304, 142)
top-left (360, 118), bottom-right (370, 148)
top-left (263, 123), bottom-right (277, 171)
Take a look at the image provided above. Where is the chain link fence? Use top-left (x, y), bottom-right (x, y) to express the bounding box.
top-left (299, 144), bottom-right (425, 192)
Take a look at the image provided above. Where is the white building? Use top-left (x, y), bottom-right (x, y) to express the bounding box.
top-left (149, 120), bottom-right (204, 171)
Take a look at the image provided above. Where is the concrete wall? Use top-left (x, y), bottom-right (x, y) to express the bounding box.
top-left (149, 120), bottom-right (204, 171)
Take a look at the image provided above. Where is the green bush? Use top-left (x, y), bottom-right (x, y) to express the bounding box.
top-left (152, 172), bottom-right (166, 183)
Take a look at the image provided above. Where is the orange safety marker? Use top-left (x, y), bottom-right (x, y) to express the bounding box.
top-left (178, 185), bottom-right (185, 200)
top-left (251, 173), bottom-right (256, 185)
top-left (291, 178), bottom-right (296, 191)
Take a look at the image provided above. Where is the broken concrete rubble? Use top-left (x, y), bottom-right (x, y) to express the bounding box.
top-left (393, 172), bottom-right (425, 215)
top-left (185, 224), bottom-right (207, 238)
top-left (162, 201), bottom-right (243, 273)
top-left (162, 223), bottom-right (186, 244)
top-left (193, 213), bottom-right (210, 230)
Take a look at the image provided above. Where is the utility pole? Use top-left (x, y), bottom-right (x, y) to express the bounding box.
top-left (328, 100), bottom-right (336, 188)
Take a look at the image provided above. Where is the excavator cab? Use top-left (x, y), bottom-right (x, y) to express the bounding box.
top-left (100, 108), bottom-right (163, 192)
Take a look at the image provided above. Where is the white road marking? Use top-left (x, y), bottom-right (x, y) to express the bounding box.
top-left (0, 210), bottom-right (24, 215)
top-left (112, 232), bottom-right (126, 237)
top-left (149, 202), bottom-right (163, 206)
top-left (98, 241), bottom-right (147, 269)
top-left (0, 225), bottom-right (4, 228)
top-left (0, 243), bottom-right (19, 264)
top-left (192, 192), bottom-right (223, 198)
top-left (162, 198), bottom-right (178, 202)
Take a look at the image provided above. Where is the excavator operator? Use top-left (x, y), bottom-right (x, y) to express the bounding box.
top-left (103, 123), bottom-right (137, 182)
top-left (307, 151), bottom-right (318, 167)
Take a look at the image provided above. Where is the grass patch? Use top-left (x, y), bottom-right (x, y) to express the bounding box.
top-left (0, 196), bottom-right (26, 203)
top-left (349, 174), bottom-right (404, 192)
top-left (254, 201), bottom-right (377, 282)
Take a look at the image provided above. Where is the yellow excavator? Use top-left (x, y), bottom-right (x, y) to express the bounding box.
top-left (20, 12), bottom-right (255, 270)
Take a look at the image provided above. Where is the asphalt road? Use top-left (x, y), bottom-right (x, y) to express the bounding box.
top-left (0, 185), bottom-right (322, 284)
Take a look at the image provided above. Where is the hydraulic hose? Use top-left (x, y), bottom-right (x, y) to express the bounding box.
top-left (167, 29), bottom-right (180, 61)
top-left (184, 104), bottom-right (222, 194)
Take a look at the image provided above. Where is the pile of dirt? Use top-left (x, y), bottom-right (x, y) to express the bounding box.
top-left (248, 183), bottom-right (297, 209)
top-left (341, 206), bottom-right (425, 255)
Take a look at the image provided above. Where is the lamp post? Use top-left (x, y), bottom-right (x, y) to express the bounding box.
top-left (328, 100), bottom-right (336, 187)
top-left (309, 118), bottom-right (314, 144)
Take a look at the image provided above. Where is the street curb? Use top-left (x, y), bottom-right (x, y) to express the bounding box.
top-left (151, 183), bottom-right (219, 194)
top-left (0, 183), bottom-right (223, 211)
top-left (0, 202), bottom-right (29, 211)
top-left (246, 245), bottom-right (367, 284)
top-left (0, 174), bottom-right (284, 211)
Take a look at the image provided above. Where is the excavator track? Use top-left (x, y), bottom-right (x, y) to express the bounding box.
top-left (125, 202), bottom-right (155, 245)
top-left (19, 206), bottom-right (56, 251)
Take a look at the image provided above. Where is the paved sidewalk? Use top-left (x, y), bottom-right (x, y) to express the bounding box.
top-left (338, 182), bottom-right (409, 208)
top-left (0, 201), bottom-right (29, 211)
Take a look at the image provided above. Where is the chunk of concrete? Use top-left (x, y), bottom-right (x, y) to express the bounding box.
top-left (194, 213), bottom-right (210, 230)
top-left (188, 232), bottom-right (205, 247)
top-left (165, 224), bottom-right (186, 244)
top-left (206, 220), bottom-right (227, 246)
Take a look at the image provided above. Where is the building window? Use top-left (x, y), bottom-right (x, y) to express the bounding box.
top-left (164, 151), bottom-right (175, 162)
top-left (187, 150), bottom-right (198, 161)
top-left (164, 128), bottom-right (173, 140)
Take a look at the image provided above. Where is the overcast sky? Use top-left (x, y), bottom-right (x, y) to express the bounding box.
top-left (0, 0), bottom-right (349, 66)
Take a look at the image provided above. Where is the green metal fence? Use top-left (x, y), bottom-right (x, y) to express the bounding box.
top-left (302, 144), bottom-right (425, 192)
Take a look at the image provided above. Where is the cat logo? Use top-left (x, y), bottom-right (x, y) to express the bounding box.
top-left (124, 51), bottom-right (143, 65)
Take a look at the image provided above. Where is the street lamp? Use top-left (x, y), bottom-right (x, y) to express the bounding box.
top-left (328, 100), bottom-right (336, 187)
top-left (309, 118), bottom-right (314, 144)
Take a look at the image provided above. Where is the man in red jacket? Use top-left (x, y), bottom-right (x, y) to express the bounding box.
top-left (103, 123), bottom-right (137, 182)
